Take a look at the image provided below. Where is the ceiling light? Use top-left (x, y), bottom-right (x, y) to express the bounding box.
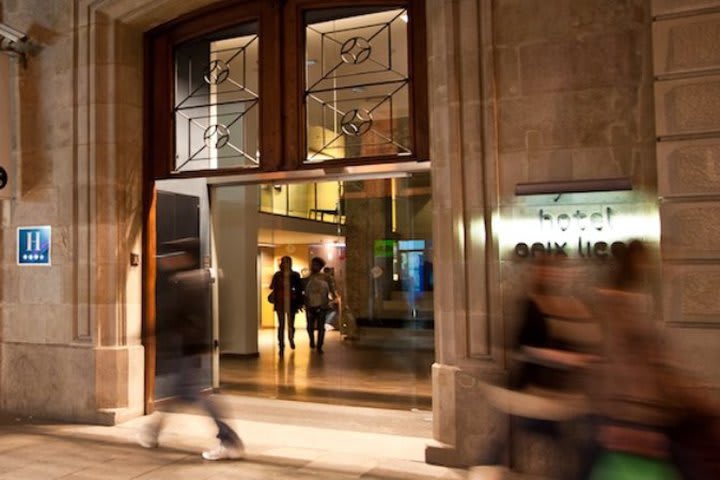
top-left (401, 13), bottom-right (409, 23)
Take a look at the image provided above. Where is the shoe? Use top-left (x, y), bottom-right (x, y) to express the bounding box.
top-left (202, 442), bottom-right (245, 461)
top-left (136, 427), bottom-right (159, 449)
top-left (317, 347), bottom-right (324, 354)
top-left (289, 339), bottom-right (295, 350)
top-left (309, 342), bottom-right (315, 349)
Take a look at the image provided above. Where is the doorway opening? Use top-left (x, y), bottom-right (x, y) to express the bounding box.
top-left (153, 170), bottom-right (433, 412)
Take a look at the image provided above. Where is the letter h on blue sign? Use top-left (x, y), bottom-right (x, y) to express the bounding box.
top-left (17, 226), bottom-right (51, 266)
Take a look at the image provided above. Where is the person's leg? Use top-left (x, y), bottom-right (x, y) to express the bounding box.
top-left (288, 311), bottom-right (296, 349)
top-left (198, 394), bottom-right (245, 460)
top-left (137, 410), bottom-right (165, 448)
top-left (276, 310), bottom-right (285, 355)
top-left (307, 309), bottom-right (316, 349)
top-left (316, 309), bottom-right (327, 353)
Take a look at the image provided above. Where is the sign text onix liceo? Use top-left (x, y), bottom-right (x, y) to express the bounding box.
top-left (513, 206), bottom-right (628, 259)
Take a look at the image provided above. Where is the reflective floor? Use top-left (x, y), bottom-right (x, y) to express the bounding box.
top-left (0, 400), bottom-right (462, 480)
top-left (220, 328), bottom-right (433, 411)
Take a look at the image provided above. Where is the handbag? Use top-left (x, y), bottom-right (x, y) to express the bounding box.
top-left (267, 291), bottom-right (275, 304)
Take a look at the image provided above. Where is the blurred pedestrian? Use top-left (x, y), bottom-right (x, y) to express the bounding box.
top-left (138, 238), bottom-right (244, 461)
top-left (268, 256), bottom-right (303, 356)
top-left (477, 253), bottom-right (599, 479)
top-left (588, 240), bottom-right (681, 479)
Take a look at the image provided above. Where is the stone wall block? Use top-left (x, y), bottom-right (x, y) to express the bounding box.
top-left (495, 0), bottom-right (645, 46)
top-left (20, 265), bottom-right (73, 305)
top-left (661, 201), bottom-right (720, 259)
top-left (658, 138), bottom-right (720, 197)
top-left (1, 344), bottom-right (95, 419)
top-left (44, 305), bottom-right (74, 344)
top-left (499, 88), bottom-right (640, 151)
top-left (665, 327), bottom-right (720, 384)
top-left (498, 151), bottom-right (528, 201)
top-left (663, 264), bottom-right (720, 325)
top-left (3, 304), bottom-right (72, 345)
top-left (92, 64), bottom-right (143, 106)
top-left (18, 149), bottom-right (53, 194)
top-left (493, 0), bottom-right (570, 46)
top-left (2, 305), bottom-right (47, 344)
top-left (496, 47), bottom-right (520, 98)
top-left (653, 13), bottom-right (720, 76)
top-left (571, 147), bottom-right (626, 180)
top-left (520, 31), bottom-right (640, 95)
top-left (13, 187), bottom-right (58, 224)
top-left (655, 76), bottom-right (720, 136)
top-left (454, 370), bottom-right (506, 464)
top-left (95, 347), bottom-right (128, 408)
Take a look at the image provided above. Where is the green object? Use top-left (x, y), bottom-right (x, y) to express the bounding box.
top-left (374, 239), bottom-right (395, 258)
top-left (590, 452), bottom-right (680, 480)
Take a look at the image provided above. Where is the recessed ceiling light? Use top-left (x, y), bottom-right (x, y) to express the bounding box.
top-left (306, 58), bottom-right (318, 66)
top-left (401, 13), bottom-right (409, 23)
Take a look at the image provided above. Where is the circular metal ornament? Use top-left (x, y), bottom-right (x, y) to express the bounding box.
top-left (203, 60), bottom-right (230, 85)
top-left (340, 37), bottom-right (372, 64)
top-left (340, 109), bottom-right (373, 137)
top-left (203, 124), bottom-right (230, 149)
top-left (0, 167), bottom-right (7, 190)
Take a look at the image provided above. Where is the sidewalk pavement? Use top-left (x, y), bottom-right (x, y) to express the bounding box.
top-left (0, 396), bottom-right (470, 479)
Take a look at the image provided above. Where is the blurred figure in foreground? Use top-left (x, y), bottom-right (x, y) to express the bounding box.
top-left (138, 238), bottom-right (244, 461)
top-left (268, 256), bottom-right (303, 356)
top-left (476, 253), bottom-right (600, 479)
top-left (587, 240), bottom-right (681, 479)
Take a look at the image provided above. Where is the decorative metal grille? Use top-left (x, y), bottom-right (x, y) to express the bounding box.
top-left (174, 27), bottom-right (259, 172)
top-left (305, 8), bottom-right (412, 163)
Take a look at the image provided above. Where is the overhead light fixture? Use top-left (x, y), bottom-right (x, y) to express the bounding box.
top-left (306, 58), bottom-right (318, 66)
top-left (401, 13), bottom-right (409, 23)
top-left (515, 177), bottom-right (632, 197)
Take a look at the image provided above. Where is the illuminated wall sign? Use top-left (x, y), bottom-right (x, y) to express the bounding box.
top-left (499, 201), bottom-right (659, 260)
top-left (17, 226), bottom-right (52, 266)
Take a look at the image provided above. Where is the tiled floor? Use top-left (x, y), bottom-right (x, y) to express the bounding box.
top-left (219, 328), bottom-right (433, 410)
top-left (0, 395), bottom-right (463, 479)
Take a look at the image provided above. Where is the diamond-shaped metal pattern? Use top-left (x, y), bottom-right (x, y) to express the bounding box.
top-left (305, 8), bottom-right (412, 162)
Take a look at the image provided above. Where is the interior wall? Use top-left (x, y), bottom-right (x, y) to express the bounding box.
top-left (212, 185), bottom-right (260, 355)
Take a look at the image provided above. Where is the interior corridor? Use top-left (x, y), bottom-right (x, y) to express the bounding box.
top-left (220, 328), bottom-right (433, 411)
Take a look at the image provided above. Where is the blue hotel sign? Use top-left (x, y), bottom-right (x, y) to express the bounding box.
top-left (17, 226), bottom-right (51, 266)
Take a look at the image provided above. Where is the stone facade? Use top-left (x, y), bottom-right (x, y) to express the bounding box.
top-left (653, 0), bottom-right (720, 394)
top-left (0, 0), bottom-right (719, 474)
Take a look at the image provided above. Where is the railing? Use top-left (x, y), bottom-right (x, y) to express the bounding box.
top-left (259, 181), bottom-right (345, 225)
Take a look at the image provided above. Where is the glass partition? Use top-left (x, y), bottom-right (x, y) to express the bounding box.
top-left (259, 181), bottom-right (345, 224)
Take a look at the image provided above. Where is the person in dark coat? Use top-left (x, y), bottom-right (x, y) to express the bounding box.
top-left (269, 256), bottom-right (303, 356)
top-left (138, 238), bottom-right (244, 461)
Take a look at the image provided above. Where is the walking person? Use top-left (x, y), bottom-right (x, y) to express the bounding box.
top-left (303, 257), bottom-right (337, 354)
top-left (138, 238), bottom-right (244, 461)
top-left (587, 240), bottom-right (682, 480)
top-left (268, 256), bottom-right (303, 357)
